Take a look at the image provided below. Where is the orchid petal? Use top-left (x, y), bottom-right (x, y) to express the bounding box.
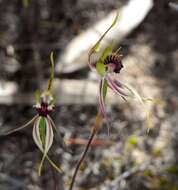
top-left (4, 115), bottom-right (38, 136)
top-left (47, 115), bottom-right (71, 153)
top-left (121, 83), bottom-right (153, 132)
top-left (46, 155), bottom-right (63, 174)
top-left (106, 76), bottom-right (128, 97)
top-left (44, 117), bottom-right (54, 154)
top-left (45, 117), bottom-right (64, 173)
top-left (33, 117), bottom-right (43, 152)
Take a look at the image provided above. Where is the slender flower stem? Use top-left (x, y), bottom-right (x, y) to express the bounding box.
top-left (69, 111), bottom-right (103, 190)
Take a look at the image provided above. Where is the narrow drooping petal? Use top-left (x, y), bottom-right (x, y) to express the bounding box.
top-left (44, 117), bottom-right (54, 154)
top-left (47, 115), bottom-right (57, 131)
top-left (33, 117), bottom-right (43, 152)
top-left (99, 78), bottom-right (107, 118)
top-left (4, 115), bottom-right (38, 136)
top-left (106, 76), bottom-right (128, 97)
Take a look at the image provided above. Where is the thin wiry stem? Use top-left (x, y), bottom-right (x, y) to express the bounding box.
top-left (69, 112), bottom-right (103, 190)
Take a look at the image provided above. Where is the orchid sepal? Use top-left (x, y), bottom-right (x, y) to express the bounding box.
top-left (88, 13), bottom-right (119, 68)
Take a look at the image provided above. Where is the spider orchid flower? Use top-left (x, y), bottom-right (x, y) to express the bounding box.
top-left (92, 45), bottom-right (130, 122)
top-left (4, 52), bottom-right (62, 175)
top-left (88, 13), bottom-right (156, 132)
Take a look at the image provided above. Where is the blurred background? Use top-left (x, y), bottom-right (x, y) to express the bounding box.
top-left (0, 0), bottom-right (178, 189)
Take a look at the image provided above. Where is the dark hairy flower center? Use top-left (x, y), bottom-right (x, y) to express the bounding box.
top-left (36, 102), bottom-right (53, 117)
top-left (104, 54), bottom-right (123, 73)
